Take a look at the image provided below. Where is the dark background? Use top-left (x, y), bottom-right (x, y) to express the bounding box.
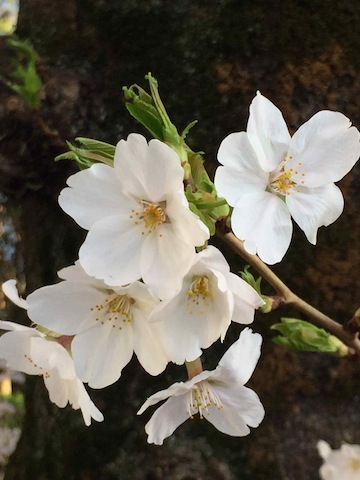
top-left (0, 1), bottom-right (359, 479)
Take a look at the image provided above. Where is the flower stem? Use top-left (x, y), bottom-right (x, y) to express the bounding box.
top-left (195, 199), bottom-right (228, 209)
top-left (217, 230), bottom-right (360, 356)
top-left (185, 358), bottom-right (203, 379)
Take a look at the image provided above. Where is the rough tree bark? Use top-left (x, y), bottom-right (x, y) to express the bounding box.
top-left (0, 1), bottom-right (359, 479)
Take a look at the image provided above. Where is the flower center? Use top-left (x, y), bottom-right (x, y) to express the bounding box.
top-left (270, 170), bottom-right (295, 195)
top-left (269, 157), bottom-right (306, 196)
top-left (130, 200), bottom-right (168, 235)
top-left (350, 458), bottom-right (360, 471)
top-left (187, 380), bottom-right (223, 419)
top-left (90, 294), bottom-right (135, 329)
top-left (186, 275), bottom-right (214, 316)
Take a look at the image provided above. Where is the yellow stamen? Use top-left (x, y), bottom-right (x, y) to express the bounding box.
top-left (129, 200), bottom-right (168, 235)
top-left (187, 381), bottom-right (223, 419)
top-left (90, 294), bottom-right (135, 329)
top-left (186, 276), bottom-right (214, 315)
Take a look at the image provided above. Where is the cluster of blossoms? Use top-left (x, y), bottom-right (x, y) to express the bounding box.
top-left (318, 440), bottom-right (360, 480)
top-left (0, 79), bottom-right (359, 445)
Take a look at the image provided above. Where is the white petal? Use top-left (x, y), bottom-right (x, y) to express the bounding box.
top-left (0, 320), bottom-right (32, 333)
top-left (166, 194), bottom-right (210, 248)
top-left (141, 225), bottom-right (196, 300)
top-left (27, 282), bottom-right (105, 335)
top-left (138, 371), bottom-right (214, 414)
top-left (79, 215), bottom-right (143, 286)
top-left (2, 280), bottom-right (29, 310)
top-left (152, 269), bottom-right (232, 364)
top-left (115, 134), bottom-right (183, 202)
top-left (72, 324), bottom-right (134, 389)
top-left (31, 338), bottom-right (75, 379)
top-left (44, 371), bottom-right (104, 426)
top-left (132, 313), bottom-right (168, 376)
top-left (215, 132), bottom-right (268, 207)
top-left (231, 190), bottom-right (293, 264)
top-left (44, 368), bottom-right (70, 408)
top-left (225, 273), bottom-right (264, 325)
top-left (138, 381), bottom-right (189, 414)
top-left (69, 378), bottom-right (104, 425)
top-left (57, 262), bottom-right (106, 289)
top-left (288, 110), bottom-right (360, 187)
top-left (219, 328), bottom-right (262, 385)
top-left (207, 384), bottom-right (265, 435)
top-left (58, 163), bottom-right (126, 229)
top-left (0, 329), bottom-right (43, 375)
top-left (247, 92), bottom-right (291, 172)
top-left (286, 183), bottom-right (344, 244)
top-left (317, 440), bottom-right (332, 460)
top-left (144, 395), bottom-right (189, 445)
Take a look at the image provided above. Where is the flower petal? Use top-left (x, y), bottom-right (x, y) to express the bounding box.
top-left (288, 110), bottom-right (360, 187)
top-left (79, 215), bottom-right (143, 286)
top-left (115, 134), bottom-right (184, 202)
top-left (27, 282), bottom-right (105, 335)
top-left (247, 92), bottom-right (291, 172)
top-left (215, 132), bottom-right (268, 207)
top-left (72, 324), bottom-right (134, 388)
top-left (225, 273), bottom-right (264, 326)
top-left (152, 269), bottom-right (232, 364)
top-left (219, 327), bottom-right (262, 384)
top-left (141, 224), bottom-right (196, 300)
top-left (2, 280), bottom-right (29, 310)
top-left (144, 395), bottom-right (189, 445)
top-left (231, 190), bottom-right (292, 264)
top-left (286, 183), bottom-right (344, 244)
top-left (58, 163), bottom-right (126, 230)
top-left (206, 384), bottom-right (265, 435)
top-left (132, 312), bottom-right (168, 376)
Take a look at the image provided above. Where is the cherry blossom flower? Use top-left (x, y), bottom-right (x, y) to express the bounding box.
top-left (317, 440), bottom-right (360, 480)
top-left (25, 263), bottom-right (169, 389)
top-left (0, 321), bottom-right (103, 426)
top-left (58, 133), bottom-right (209, 299)
top-left (138, 328), bottom-right (265, 445)
top-left (215, 92), bottom-right (360, 264)
top-left (151, 245), bottom-right (264, 364)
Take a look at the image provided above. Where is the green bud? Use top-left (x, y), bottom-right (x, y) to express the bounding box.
top-left (260, 295), bottom-right (282, 313)
top-left (55, 137), bottom-right (115, 169)
top-left (271, 317), bottom-right (349, 357)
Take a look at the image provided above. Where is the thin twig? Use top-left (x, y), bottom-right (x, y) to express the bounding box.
top-left (217, 230), bottom-right (360, 356)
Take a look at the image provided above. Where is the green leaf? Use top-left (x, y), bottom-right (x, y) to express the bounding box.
top-left (125, 102), bottom-right (164, 140)
top-left (5, 37), bottom-right (42, 109)
top-left (55, 138), bottom-right (115, 168)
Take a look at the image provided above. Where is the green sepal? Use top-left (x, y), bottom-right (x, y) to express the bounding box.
top-left (271, 317), bottom-right (348, 357)
top-left (240, 265), bottom-right (262, 296)
top-left (55, 137), bottom-right (115, 169)
top-left (188, 202), bottom-right (215, 236)
top-left (186, 186), bottom-right (230, 236)
top-left (123, 83), bottom-right (164, 140)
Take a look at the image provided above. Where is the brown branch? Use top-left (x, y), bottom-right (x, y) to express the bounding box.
top-left (217, 230), bottom-right (360, 356)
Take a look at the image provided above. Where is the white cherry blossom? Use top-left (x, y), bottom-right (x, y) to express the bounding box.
top-left (25, 263), bottom-right (169, 389)
top-left (215, 92), bottom-right (360, 264)
top-left (138, 328), bottom-right (265, 445)
top-left (58, 133), bottom-right (209, 299)
top-left (151, 245), bottom-right (264, 364)
top-left (0, 321), bottom-right (103, 426)
top-left (318, 440), bottom-right (360, 480)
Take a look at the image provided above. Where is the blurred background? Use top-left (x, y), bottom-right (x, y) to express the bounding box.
top-left (0, 1), bottom-right (359, 479)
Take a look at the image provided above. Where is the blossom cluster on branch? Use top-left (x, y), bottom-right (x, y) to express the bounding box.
top-left (0, 74), bottom-right (359, 446)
